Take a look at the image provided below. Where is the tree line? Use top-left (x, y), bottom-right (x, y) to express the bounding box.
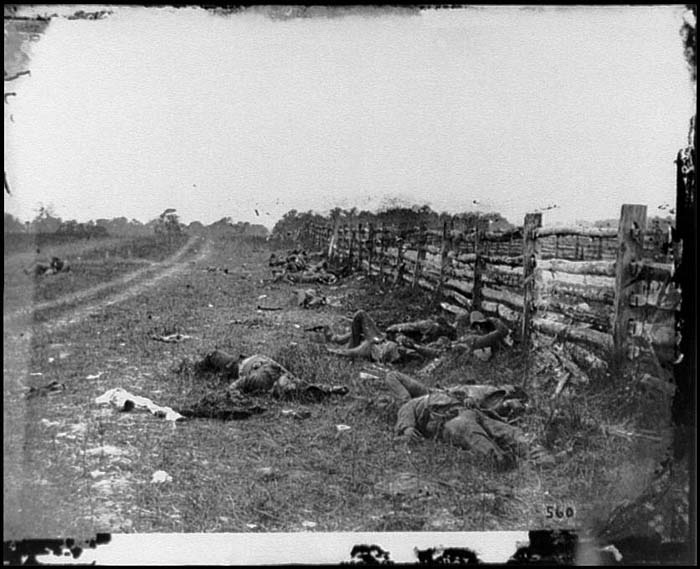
top-left (4, 207), bottom-right (270, 239)
top-left (270, 204), bottom-right (516, 241)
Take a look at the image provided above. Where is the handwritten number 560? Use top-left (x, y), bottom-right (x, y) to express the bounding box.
top-left (545, 505), bottom-right (575, 519)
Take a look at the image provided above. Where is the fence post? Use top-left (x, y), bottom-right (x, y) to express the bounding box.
top-left (521, 212), bottom-right (542, 388)
top-left (379, 224), bottom-right (387, 283)
top-left (328, 216), bottom-right (341, 261)
top-left (367, 223), bottom-right (375, 277)
top-left (472, 219), bottom-right (487, 310)
top-left (613, 204), bottom-right (647, 361)
top-left (357, 223), bottom-right (363, 272)
top-left (341, 224), bottom-right (346, 264)
top-left (394, 236), bottom-right (405, 288)
top-left (436, 220), bottom-right (450, 300)
top-left (348, 225), bottom-right (355, 270)
top-left (412, 223), bottom-right (427, 289)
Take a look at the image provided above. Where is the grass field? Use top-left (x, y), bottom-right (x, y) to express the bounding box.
top-left (3, 233), bottom-right (676, 540)
top-left (4, 233), bottom-right (190, 309)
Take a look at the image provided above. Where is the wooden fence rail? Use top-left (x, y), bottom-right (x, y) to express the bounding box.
top-left (304, 205), bottom-right (678, 367)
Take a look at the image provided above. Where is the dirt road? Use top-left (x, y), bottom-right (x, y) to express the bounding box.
top-left (3, 234), bottom-right (213, 538)
top-left (4, 235), bottom-right (211, 328)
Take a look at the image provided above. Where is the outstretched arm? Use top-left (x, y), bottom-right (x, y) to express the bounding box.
top-left (394, 399), bottom-right (425, 442)
top-left (456, 319), bottom-right (509, 352)
top-left (472, 318), bottom-right (509, 350)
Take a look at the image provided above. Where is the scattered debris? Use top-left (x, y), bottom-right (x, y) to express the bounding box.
top-left (359, 372), bottom-right (380, 381)
top-left (256, 467), bottom-right (278, 480)
top-left (281, 409), bottom-right (311, 420)
top-left (150, 333), bottom-right (192, 343)
top-left (26, 380), bottom-right (65, 399)
top-left (374, 472), bottom-right (443, 499)
top-left (85, 445), bottom-right (131, 458)
top-left (204, 266), bottom-right (230, 274)
top-left (326, 295), bottom-right (344, 308)
top-left (602, 425), bottom-right (664, 442)
top-left (304, 324), bottom-right (330, 342)
top-left (531, 337), bottom-right (591, 392)
top-left (95, 388), bottom-right (185, 422)
top-left (151, 470), bottom-right (173, 484)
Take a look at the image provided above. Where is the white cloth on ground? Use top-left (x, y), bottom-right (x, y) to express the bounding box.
top-left (95, 387), bottom-right (185, 422)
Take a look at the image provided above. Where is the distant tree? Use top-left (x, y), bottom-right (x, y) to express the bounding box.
top-left (4, 212), bottom-right (26, 233)
top-left (271, 208), bottom-right (325, 241)
top-left (482, 211), bottom-right (514, 232)
top-left (56, 219), bottom-right (108, 238)
top-left (56, 219), bottom-right (80, 235)
top-left (187, 220), bottom-right (205, 234)
top-left (29, 203), bottom-right (62, 233)
top-left (154, 208), bottom-right (182, 235)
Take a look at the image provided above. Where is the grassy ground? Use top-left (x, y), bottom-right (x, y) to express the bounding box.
top-left (3, 233), bottom-right (675, 539)
top-left (3, 233), bottom-right (190, 309)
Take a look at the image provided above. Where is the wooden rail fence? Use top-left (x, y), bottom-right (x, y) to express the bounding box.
top-left (303, 205), bottom-right (679, 368)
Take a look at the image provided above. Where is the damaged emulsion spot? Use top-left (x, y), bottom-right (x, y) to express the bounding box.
top-left (414, 546), bottom-right (481, 564)
top-left (509, 530), bottom-right (580, 565)
top-left (2, 534), bottom-right (110, 565)
top-left (349, 544), bottom-right (393, 565)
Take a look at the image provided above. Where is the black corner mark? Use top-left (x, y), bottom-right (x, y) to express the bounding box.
top-left (3, 534), bottom-right (111, 565)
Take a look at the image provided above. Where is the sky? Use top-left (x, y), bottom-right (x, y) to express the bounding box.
top-left (3, 5), bottom-right (695, 230)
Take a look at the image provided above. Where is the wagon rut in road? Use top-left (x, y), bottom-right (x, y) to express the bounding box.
top-left (9, 237), bottom-right (212, 333)
top-left (4, 235), bottom-right (204, 324)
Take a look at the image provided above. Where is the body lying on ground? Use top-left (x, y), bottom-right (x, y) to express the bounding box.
top-left (322, 309), bottom-right (510, 364)
top-left (385, 371), bottom-right (550, 468)
top-left (270, 249), bottom-right (338, 284)
top-left (296, 288), bottom-right (327, 308)
top-left (196, 349), bottom-right (348, 401)
top-left (25, 256), bottom-right (71, 277)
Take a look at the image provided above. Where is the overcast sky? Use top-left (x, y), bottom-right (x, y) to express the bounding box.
top-left (3, 5), bottom-right (695, 229)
